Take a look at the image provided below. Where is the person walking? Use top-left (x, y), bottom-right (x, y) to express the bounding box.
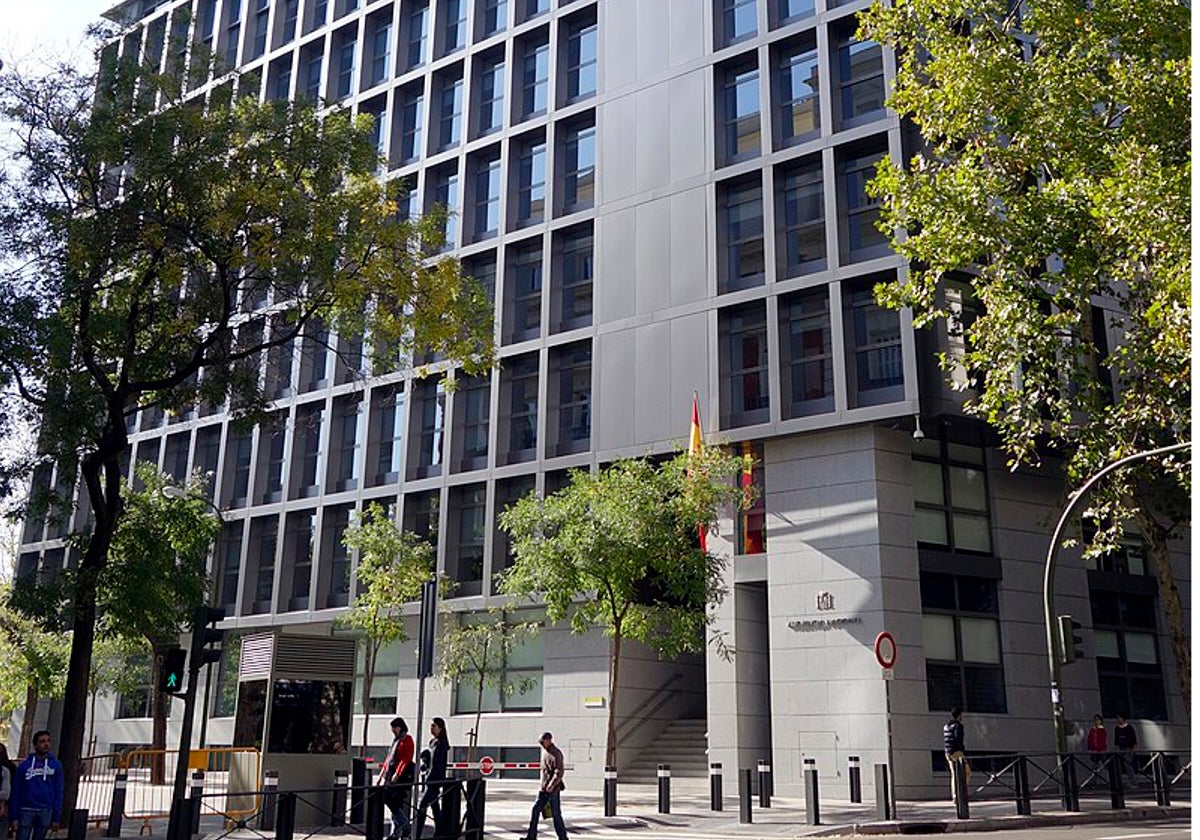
top-left (1114, 714), bottom-right (1138, 775)
top-left (1085, 714), bottom-right (1108, 774)
top-left (520, 732), bottom-right (568, 840)
top-left (0, 743), bottom-right (15, 840)
top-left (378, 717), bottom-right (416, 840)
top-left (10, 731), bottom-right (63, 840)
top-left (942, 707), bottom-right (970, 803)
top-left (412, 717), bottom-right (449, 839)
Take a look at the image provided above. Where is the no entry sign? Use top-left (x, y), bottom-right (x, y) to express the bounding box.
top-left (874, 631), bottom-right (897, 669)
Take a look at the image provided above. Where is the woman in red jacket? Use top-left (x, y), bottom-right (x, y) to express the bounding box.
top-left (1086, 714), bottom-right (1108, 771)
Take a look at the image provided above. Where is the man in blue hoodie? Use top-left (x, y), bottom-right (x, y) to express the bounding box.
top-left (11, 730), bottom-right (63, 840)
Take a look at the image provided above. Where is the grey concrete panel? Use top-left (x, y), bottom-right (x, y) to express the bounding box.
top-left (634, 320), bottom-right (673, 444)
top-left (597, 206), bottom-right (638, 322)
top-left (595, 327), bottom-right (637, 451)
top-left (669, 187), bottom-right (711, 305)
top-left (635, 198), bottom-right (672, 314)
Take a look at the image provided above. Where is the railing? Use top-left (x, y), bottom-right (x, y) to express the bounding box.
top-left (76, 753), bottom-right (122, 826)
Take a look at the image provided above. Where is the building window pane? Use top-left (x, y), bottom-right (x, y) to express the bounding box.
top-left (780, 288), bottom-right (833, 417)
top-left (478, 58), bottom-right (506, 134)
top-left (723, 64), bottom-right (760, 162)
top-left (507, 244), bottom-right (542, 342)
top-left (721, 302), bottom-right (770, 427)
top-left (562, 124), bottom-right (595, 211)
top-left (443, 0), bottom-right (467, 53)
top-left (556, 227), bottom-right (593, 331)
top-left (521, 40), bottom-right (550, 117)
top-left (778, 159), bottom-right (825, 273)
top-left (734, 440), bottom-right (766, 554)
top-left (481, 0), bottom-right (507, 35)
top-left (779, 46), bottom-right (819, 142)
top-left (848, 282), bottom-right (903, 399)
top-left (504, 354), bottom-right (539, 462)
top-left (921, 573), bottom-right (1006, 713)
top-left (552, 342), bottom-right (591, 454)
top-left (399, 89), bottom-right (424, 163)
top-left (722, 0), bottom-right (757, 43)
top-left (922, 614), bottom-right (957, 661)
top-left (839, 38), bottom-right (885, 124)
top-left (474, 155), bottom-right (502, 238)
top-left (721, 180), bottom-right (765, 293)
top-left (778, 0), bottom-right (814, 22)
top-left (407, 2), bottom-right (429, 68)
top-left (914, 441), bottom-right (992, 554)
top-left (566, 19), bottom-right (597, 101)
top-left (959, 617), bottom-right (1001, 664)
top-left (517, 140), bottom-right (547, 225)
top-left (439, 76), bottom-right (464, 149)
top-left (842, 149), bottom-right (889, 256)
top-left (458, 374), bottom-right (491, 471)
top-left (1091, 589), bottom-right (1168, 720)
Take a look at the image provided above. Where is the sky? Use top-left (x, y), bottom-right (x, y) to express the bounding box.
top-left (2, 0), bottom-right (108, 72)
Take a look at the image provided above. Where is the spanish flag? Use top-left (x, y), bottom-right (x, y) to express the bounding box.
top-left (689, 392), bottom-right (707, 553)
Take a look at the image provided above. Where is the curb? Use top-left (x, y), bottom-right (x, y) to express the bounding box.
top-left (806, 804), bottom-right (1191, 836)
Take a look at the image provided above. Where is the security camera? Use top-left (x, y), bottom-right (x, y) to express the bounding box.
top-left (912, 415), bottom-right (925, 441)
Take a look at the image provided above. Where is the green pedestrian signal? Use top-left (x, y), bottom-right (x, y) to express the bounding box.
top-left (161, 648), bottom-right (187, 695)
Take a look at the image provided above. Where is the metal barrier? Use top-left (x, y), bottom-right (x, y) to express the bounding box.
top-left (118, 747), bottom-right (262, 832)
top-left (77, 753), bottom-right (121, 827)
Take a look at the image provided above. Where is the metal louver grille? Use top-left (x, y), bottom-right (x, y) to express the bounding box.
top-left (274, 636), bottom-right (357, 681)
top-left (239, 633), bottom-right (276, 679)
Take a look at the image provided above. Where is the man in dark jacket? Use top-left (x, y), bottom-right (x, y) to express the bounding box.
top-left (521, 732), bottom-right (568, 840)
top-left (11, 731), bottom-right (63, 840)
top-left (942, 708), bottom-right (970, 802)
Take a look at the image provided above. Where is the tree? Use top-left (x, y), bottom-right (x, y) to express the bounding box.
top-left (858, 0), bottom-right (1191, 708)
top-left (498, 448), bottom-right (753, 770)
top-left (436, 609), bottom-right (540, 761)
top-left (0, 49), bottom-right (493, 809)
top-left (0, 591), bottom-right (70, 755)
top-left (337, 503), bottom-right (434, 757)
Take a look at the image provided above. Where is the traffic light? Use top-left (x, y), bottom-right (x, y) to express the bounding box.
top-left (190, 605), bottom-right (226, 670)
top-left (160, 648), bottom-right (187, 695)
top-left (1058, 614), bottom-right (1084, 664)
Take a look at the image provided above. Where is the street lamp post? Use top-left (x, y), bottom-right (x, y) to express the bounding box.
top-left (1043, 441), bottom-right (1190, 755)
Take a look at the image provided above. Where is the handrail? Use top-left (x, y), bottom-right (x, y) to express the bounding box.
top-left (615, 672), bottom-right (685, 747)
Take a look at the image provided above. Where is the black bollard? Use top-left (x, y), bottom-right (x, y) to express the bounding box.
top-left (874, 764), bottom-right (892, 821)
top-left (276, 793), bottom-right (297, 840)
top-left (848, 756), bottom-right (862, 803)
top-left (657, 764), bottom-right (671, 814)
top-left (738, 768), bottom-right (753, 824)
top-left (1060, 755), bottom-right (1080, 812)
top-left (351, 758), bottom-right (368, 824)
top-left (106, 770), bottom-right (128, 838)
top-left (709, 762), bottom-right (723, 811)
top-left (1014, 755), bottom-right (1031, 816)
top-left (952, 758), bottom-right (970, 819)
top-left (442, 779), bottom-right (463, 837)
top-left (166, 798), bottom-right (187, 840)
top-left (1108, 754), bottom-right (1125, 810)
top-left (1152, 753), bottom-right (1171, 807)
top-left (463, 778), bottom-right (487, 840)
top-left (189, 770), bottom-right (205, 837)
top-left (67, 809), bottom-right (89, 840)
top-left (332, 769), bottom-right (349, 826)
top-left (365, 785), bottom-right (385, 840)
top-left (757, 759), bottom-right (772, 808)
top-left (603, 766), bottom-right (617, 817)
top-left (259, 769), bottom-right (280, 831)
top-left (803, 757), bottom-right (820, 826)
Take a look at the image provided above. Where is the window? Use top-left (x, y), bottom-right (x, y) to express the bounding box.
top-left (404, 490), bottom-right (440, 550)
top-left (429, 166), bottom-right (459, 250)
top-left (561, 122), bottom-right (596, 212)
top-left (310, 0), bottom-right (328, 31)
top-left (777, 158), bottom-right (825, 274)
top-left (442, 0), bottom-right (467, 54)
top-left (406, 1), bottom-right (430, 68)
top-left (921, 573), bottom-right (1006, 713)
top-left (250, 0), bottom-right (269, 59)
top-left (301, 320), bottom-right (329, 391)
top-left (841, 145), bottom-right (889, 259)
top-left (437, 74), bottom-right (464, 149)
top-left (369, 385), bottom-right (405, 485)
top-left (721, 0), bottom-right (757, 43)
top-left (838, 37), bottom-right (885, 126)
top-left (116, 686), bottom-right (153, 720)
top-left (334, 34), bottom-right (356, 99)
top-left (464, 251), bottom-right (498, 307)
top-left (734, 440), bottom-right (766, 554)
top-left (356, 641), bottom-right (401, 714)
top-left (720, 179), bottom-right (765, 293)
top-left (845, 279), bottom-right (903, 404)
top-left (302, 50), bottom-right (323, 102)
top-left (363, 102), bottom-right (388, 169)
top-left (473, 153), bottom-right (502, 239)
top-left (516, 138), bottom-right (547, 226)
top-left (323, 506), bottom-right (352, 608)
top-left (551, 341), bottom-right (591, 454)
top-left (293, 404), bottom-right (325, 496)
top-left (780, 288), bottom-right (833, 416)
top-left (720, 302), bottom-right (770, 427)
top-left (554, 226), bottom-right (593, 332)
top-left (195, 427), bottom-right (221, 502)
top-left (1090, 589), bottom-right (1167, 720)
top-left (284, 510), bottom-right (316, 611)
top-left (257, 416), bottom-right (287, 504)
top-left (520, 38), bottom-right (550, 118)
top-left (223, 0), bottom-right (242, 68)
top-left (367, 18), bottom-right (391, 87)
top-left (777, 0), bottom-right (814, 23)
top-left (492, 476), bottom-right (535, 586)
top-left (412, 378), bottom-right (446, 478)
top-left (506, 243), bottom-right (542, 342)
top-left (564, 17), bottom-right (597, 101)
top-left (397, 87), bottom-right (424, 163)
top-left (267, 319), bottom-right (295, 397)
top-left (449, 484), bottom-right (486, 594)
top-left (722, 62), bottom-right (760, 163)
top-left (212, 634), bottom-right (243, 716)
top-left (520, 0), bottom-right (549, 22)
top-left (329, 398), bottom-right (362, 492)
top-left (217, 522), bottom-right (244, 613)
top-left (480, 0), bottom-right (508, 36)
top-left (225, 430), bottom-right (252, 507)
top-left (778, 45), bottom-right (819, 144)
top-left (249, 516), bottom-right (279, 613)
top-left (913, 439), bottom-right (992, 554)
top-left (504, 353), bottom-right (539, 462)
top-left (279, 0), bottom-right (299, 46)
top-left (477, 56), bottom-right (506, 135)
top-left (452, 611), bottom-right (544, 712)
top-left (457, 373), bottom-right (491, 471)
top-left (270, 56), bottom-right (293, 100)
top-left (164, 433), bottom-right (190, 482)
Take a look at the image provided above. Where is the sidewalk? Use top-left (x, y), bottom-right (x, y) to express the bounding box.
top-left (182, 777), bottom-right (1189, 840)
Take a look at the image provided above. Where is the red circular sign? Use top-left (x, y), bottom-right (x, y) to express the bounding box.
top-left (479, 756), bottom-right (495, 776)
top-left (874, 632), bottom-right (897, 669)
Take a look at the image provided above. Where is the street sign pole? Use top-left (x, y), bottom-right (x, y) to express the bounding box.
top-left (412, 580), bottom-right (438, 830)
top-left (874, 632), bottom-right (898, 817)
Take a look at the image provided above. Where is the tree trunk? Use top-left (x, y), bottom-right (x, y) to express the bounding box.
top-left (360, 642), bottom-right (377, 759)
top-left (20, 682), bottom-right (38, 757)
top-left (150, 644), bottom-right (169, 785)
top-left (470, 685), bottom-right (484, 765)
top-left (605, 631), bottom-right (622, 771)
top-left (59, 435), bottom-right (125, 821)
top-left (1135, 508), bottom-right (1191, 713)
